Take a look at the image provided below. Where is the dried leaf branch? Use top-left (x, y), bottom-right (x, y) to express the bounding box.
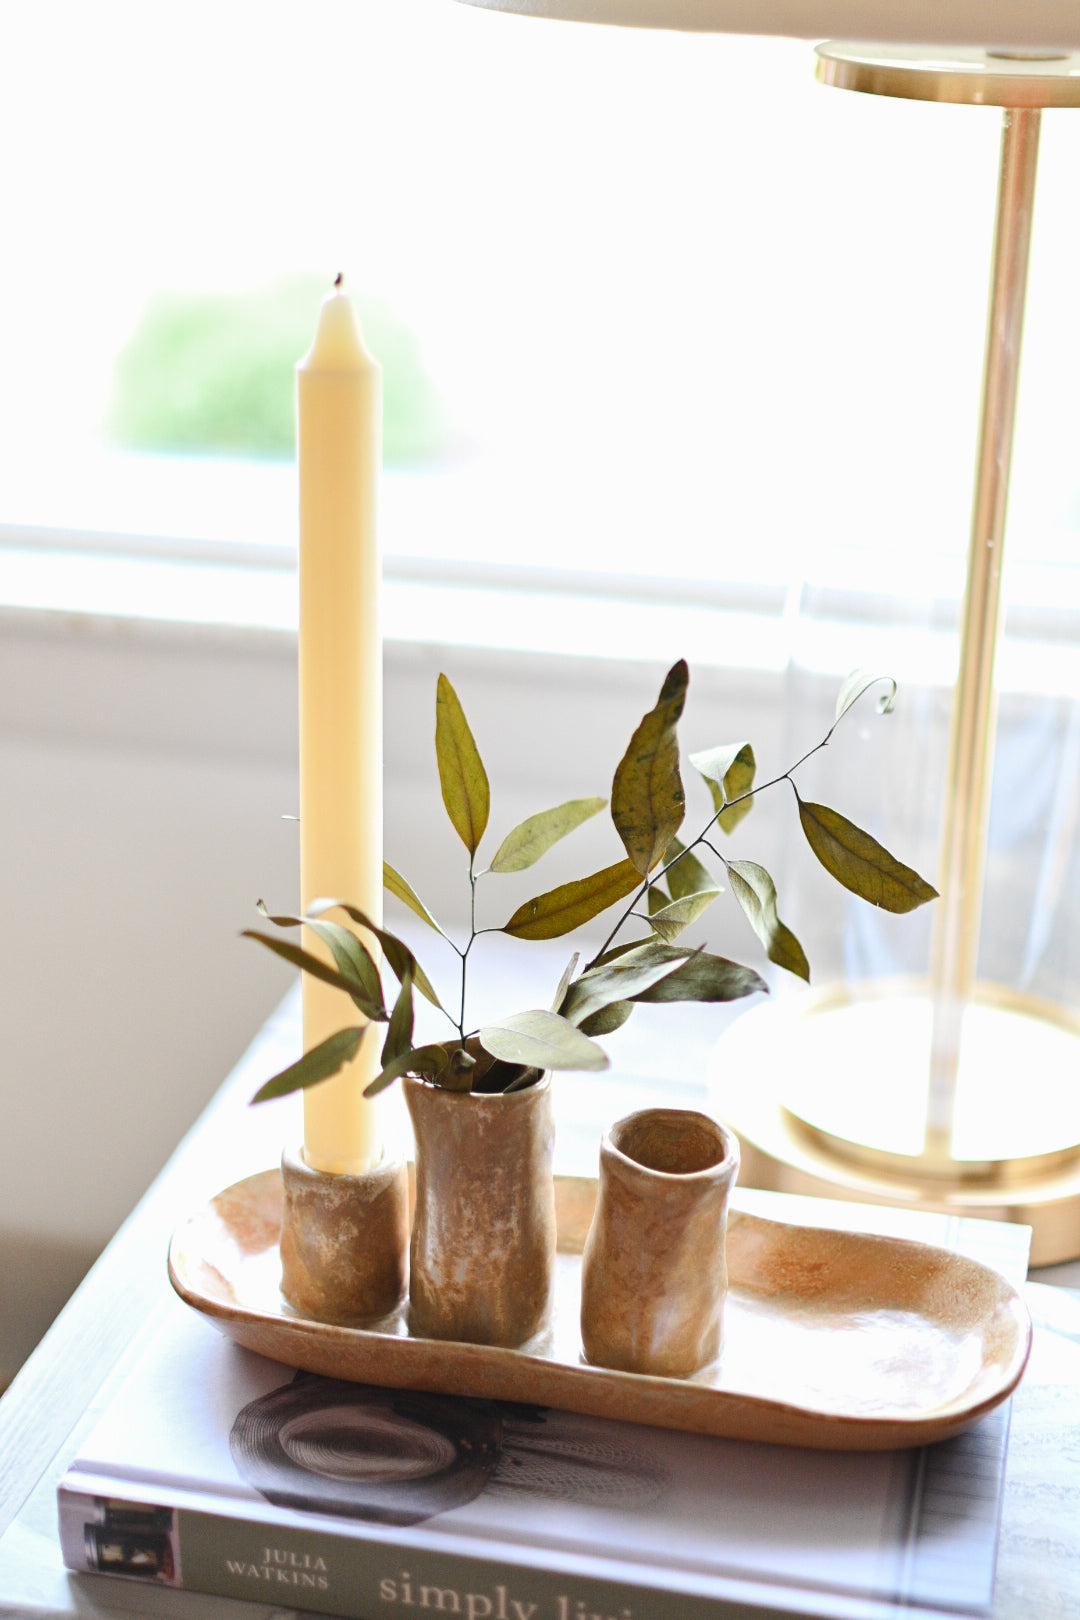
top-left (247, 664), bottom-right (936, 1103)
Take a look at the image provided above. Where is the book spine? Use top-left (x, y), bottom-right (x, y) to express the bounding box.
top-left (58, 1489), bottom-right (790, 1620)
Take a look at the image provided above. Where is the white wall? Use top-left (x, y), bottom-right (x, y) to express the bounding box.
top-left (0, 609), bottom-right (297, 1375)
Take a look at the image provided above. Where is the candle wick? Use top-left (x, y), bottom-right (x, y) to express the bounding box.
top-left (334, 271), bottom-right (344, 289)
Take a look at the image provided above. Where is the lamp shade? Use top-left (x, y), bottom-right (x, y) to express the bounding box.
top-left (454, 0), bottom-right (1079, 50)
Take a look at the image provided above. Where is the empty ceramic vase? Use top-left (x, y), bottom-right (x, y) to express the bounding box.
top-left (580, 1107), bottom-right (739, 1377)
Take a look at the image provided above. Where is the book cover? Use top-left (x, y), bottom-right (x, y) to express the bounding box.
top-left (58, 1197), bottom-right (1030, 1620)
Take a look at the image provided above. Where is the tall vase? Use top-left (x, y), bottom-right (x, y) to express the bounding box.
top-left (580, 1108), bottom-right (740, 1378)
top-left (404, 1072), bottom-right (557, 1347)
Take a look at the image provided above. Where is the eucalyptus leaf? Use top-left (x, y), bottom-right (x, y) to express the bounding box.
top-left (797, 799), bottom-right (939, 914)
top-left (632, 951), bottom-right (767, 1004)
top-left (437, 1046), bottom-right (480, 1093)
top-left (646, 884), bottom-right (670, 915)
top-left (578, 1000), bottom-right (635, 1037)
top-left (835, 669), bottom-right (897, 723)
top-left (502, 1067), bottom-right (545, 1094)
top-left (727, 859), bottom-right (810, 983)
top-left (304, 919), bottom-right (384, 1006)
top-left (489, 798), bottom-right (606, 874)
top-left (309, 900), bottom-right (445, 1011)
top-left (690, 742), bottom-right (756, 833)
top-left (255, 901), bottom-right (383, 1007)
top-left (363, 1043), bottom-right (449, 1098)
top-left (610, 660), bottom-right (688, 876)
top-left (435, 673), bottom-right (490, 856)
top-left (250, 1025), bottom-right (365, 1104)
top-left (383, 862), bottom-right (447, 938)
top-left (717, 743), bottom-right (756, 833)
top-left (501, 859), bottom-right (642, 941)
top-left (589, 933), bottom-right (666, 969)
top-left (645, 888), bottom-right (722, 942)
top-left (549, 952), bottom-right (580, 1014)
top-left (662, 837), bottom-right (716, 900)
top-left (241, 930), bottom-right (386, 1021)
top-left (478, 1060), bottom-right (533, 1094)
top-left (478, 1009), bottom-right (610, 1072)
top-left (381, 969), bottom-right (415, 1066)
top-left (559, 950), bottom-right (692, 1027)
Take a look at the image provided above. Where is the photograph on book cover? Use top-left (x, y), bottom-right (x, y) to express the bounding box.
top-left (59, 1279), bottom-right (1019, 1620)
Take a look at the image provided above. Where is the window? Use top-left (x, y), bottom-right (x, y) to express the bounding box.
top-left (2, 3), bottom-right (1077, 657)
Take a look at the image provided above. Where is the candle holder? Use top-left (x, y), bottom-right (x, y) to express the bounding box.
top-left (279, 1146), bottom-right (409, 1325)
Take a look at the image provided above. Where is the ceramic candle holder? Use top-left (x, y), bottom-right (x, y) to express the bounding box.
top-left (279, 1146), bottom-right (409, 1325)
top-left (580, 1108), bottom-right (740, 1378)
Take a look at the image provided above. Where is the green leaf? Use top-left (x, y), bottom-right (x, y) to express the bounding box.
top-left (645, 888), bottom-right (723, 942)
top-left (241, 930), bottom-right (386, 1021)
top-left (501, 858), bottom-right (642, 941)
top-left (727, 859), bottom-right (810, 983)
top-left (549, 952), bottom-right (580, 1015)
top-left (478, 1009), bottom-right (610, 1072)
top-left (560, 950), bottom-right (692, 1027)
top-left (797, 799), bottom-right (939, 914)
top-left (489, 798), bottom-right (606, 874)
top-left (381, 969), bottom-right (415, 1066)
top-left (250, 1026), bottom-right (365, 1103)
top-left (305, 920), bottom-right (384, 1006)
top-left (835, 669), bottom-right (897, 723)
top-left (646, 884), bottom-right (670, 915)
top-left (590, 937), bottom-right (681, 971)
top-left (435, 673), bottom-right (490, 856)
top-left (383, 862), bottom-right (447, 938)
top-left (309, 900), bottom-right (445, 1012)
top-left (632, 951), bottom-right (767, 1004)
top-left (363, 1043), bottom-right (449, 1098)
top-left (255, 901), bottom-right (384, 1008)
top-left (662, 837), bottom-right (716, 900)
top-left (501, 1066), bottom-right (546, 1094)
top-left (690, 742), bottom-right (756, 833)
top-left (610, 660), bottom-right (688, 876)
top-left (578, 1000), bottom-right (635, 1037)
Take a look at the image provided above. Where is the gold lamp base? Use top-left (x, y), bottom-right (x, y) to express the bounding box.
top-left (712, 986), bottom-right (1080, 1266)
top-left (729, 44), bottom-right (1080, 1271)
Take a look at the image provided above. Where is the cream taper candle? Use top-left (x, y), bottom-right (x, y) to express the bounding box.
top-left (297, 277), bottom-right (383, 1174)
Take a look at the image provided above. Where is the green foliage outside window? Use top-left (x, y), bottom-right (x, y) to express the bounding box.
top-left (107, 275), bottom-right (450, 466)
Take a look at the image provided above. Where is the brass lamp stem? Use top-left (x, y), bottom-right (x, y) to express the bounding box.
top-left (926, 106), bottom-right (1042, 1160)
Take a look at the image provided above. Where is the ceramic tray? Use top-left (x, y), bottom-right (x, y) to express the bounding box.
top-left (168, 1169), bottom-right (1031, 1452)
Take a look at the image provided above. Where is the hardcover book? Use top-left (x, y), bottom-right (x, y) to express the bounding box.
top-left (58, 1196), bottom-right (1030, 1620)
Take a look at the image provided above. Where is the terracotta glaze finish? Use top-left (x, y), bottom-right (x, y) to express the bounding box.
top-left (403, 1072), bottom-right (557, 1347)
top-left (580, 1109), bottom-right (740, 1377)
top-left (169, 1171), bottom-right (1032, 1451)
top-left (279, 1147), bottom-right (409, 1325)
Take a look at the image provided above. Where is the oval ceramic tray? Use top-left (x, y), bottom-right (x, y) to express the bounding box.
top-left (168, 1169), bottom-right (1031, 1451)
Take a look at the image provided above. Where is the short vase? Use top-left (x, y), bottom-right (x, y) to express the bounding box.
top-left (580, 1107), bottom-right (740, 1378)
top-left (403, 1070), bottom-right (557, 1347)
